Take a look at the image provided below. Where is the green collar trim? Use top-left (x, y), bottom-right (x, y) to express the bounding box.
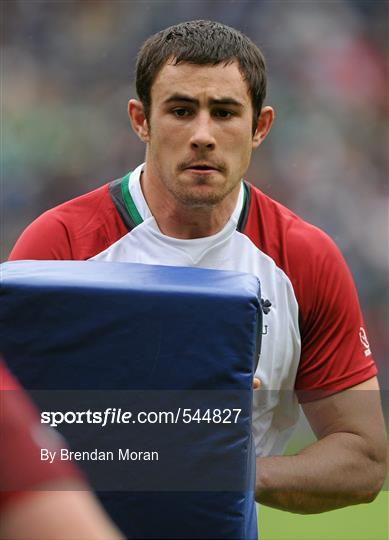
top-left (120, 172), bottom-right (143, 226)
top-left (242, 181), bottom-right (247, 208)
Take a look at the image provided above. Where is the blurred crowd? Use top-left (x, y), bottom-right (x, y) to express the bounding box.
top-left (2, 1), bottom-right (388, 386)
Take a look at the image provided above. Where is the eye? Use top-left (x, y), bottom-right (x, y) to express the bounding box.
top-left (213, 109), bottom-right (234, 119)
top-left (172, 108), bottom-right (192, 117)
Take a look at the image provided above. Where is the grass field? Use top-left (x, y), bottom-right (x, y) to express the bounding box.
top-left (259, 491), bottom-right (388, 540)
top-left (258, 415), bottom-right (388, 540)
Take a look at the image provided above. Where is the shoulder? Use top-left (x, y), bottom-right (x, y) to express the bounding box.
top-left (244, 183), bottom-right (376, 397)
top-left (8, 182), bottom-right (127, 261)
top-left (244, 182), bottom-right (342, 294)
top-left (244, 182), bottom-right (358, 325)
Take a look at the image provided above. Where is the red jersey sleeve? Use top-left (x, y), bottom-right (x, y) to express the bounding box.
top-left (244, 185), bottom-right (377, 403)
top-left (8, 184), bottom-right (127, 261)
top-left (289, 225), bottom-right (377, 402)
top-left (8, 211), bottom-right (74, 261)
top-left (0, 360), bottom-right (84, 511)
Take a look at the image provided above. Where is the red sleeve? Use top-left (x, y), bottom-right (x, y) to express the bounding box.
top-left (8, 184), bottom-right (127, 262)
top-left (0, 361), bottom-right (83, 511)
top-left (244, 186), bottom-right (377, 403)
top-left (8, 211), bottom-right (74, 261)
top-left (289, 226), bottom-right (377, 402)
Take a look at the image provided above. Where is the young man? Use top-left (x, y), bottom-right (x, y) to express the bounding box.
top-left (9, 20), bottom-right (387, 513)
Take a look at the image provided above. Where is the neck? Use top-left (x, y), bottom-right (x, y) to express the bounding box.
top-left (140, 166), bottom-right (241, 240)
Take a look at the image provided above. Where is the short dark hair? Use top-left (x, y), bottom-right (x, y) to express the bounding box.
top-left (135, 20), bottom-right (267, 133)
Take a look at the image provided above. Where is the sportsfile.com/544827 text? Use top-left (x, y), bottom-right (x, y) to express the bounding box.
top-left (41, 408), bottom-right (242, 427)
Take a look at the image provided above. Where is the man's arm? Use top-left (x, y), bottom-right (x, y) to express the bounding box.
top-left (255, 377), bottom-right (387, 513)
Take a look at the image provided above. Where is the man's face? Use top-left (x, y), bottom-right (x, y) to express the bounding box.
top-left (143, 61), bottom-right (260, 207)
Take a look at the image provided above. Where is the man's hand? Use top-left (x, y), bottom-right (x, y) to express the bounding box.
top-left (253, 378), bottom-right (261, 390)
top-left (255, 377), bottom-right (387, 513)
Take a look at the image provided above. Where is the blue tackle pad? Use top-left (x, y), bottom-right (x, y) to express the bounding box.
top-left (1, 261), bottom-right (261, 539)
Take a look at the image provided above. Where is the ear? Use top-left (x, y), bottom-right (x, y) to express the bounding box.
top-left (252, 106), bottom-right (275, 149)
top-left (128, 99), bottom-right (150, 143)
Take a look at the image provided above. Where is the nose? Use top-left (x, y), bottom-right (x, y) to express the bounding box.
top-left (189, 113), bottom-right (216, 151)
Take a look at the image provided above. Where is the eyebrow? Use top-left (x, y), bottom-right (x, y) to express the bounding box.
top-left (163, 93), bottom-right (244, 108)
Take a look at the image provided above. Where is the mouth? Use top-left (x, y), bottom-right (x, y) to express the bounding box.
top-left (184, 163), bottom-right (220, 173)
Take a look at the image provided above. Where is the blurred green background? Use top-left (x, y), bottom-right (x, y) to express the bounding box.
top-left (260, 492), bottom-right (388, 540)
